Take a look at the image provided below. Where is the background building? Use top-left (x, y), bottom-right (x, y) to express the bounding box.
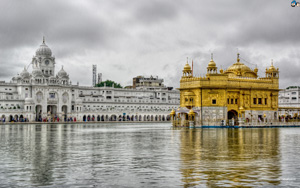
top-left (0, 38), bottom-right (180, 122)
top-left (278, 86), bottom-right (300, 117)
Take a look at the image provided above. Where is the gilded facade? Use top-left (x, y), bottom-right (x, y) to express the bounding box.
top-left (171, 53), bottom-right (279, 126)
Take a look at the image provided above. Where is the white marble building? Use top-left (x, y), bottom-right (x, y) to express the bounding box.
top-left (278, 86), bottom-right (300, 117)
top-left (0, 38), bottom-right (179, 122)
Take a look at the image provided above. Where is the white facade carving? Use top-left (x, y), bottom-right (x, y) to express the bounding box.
top-left (0, 38), bottom-right (180, 122)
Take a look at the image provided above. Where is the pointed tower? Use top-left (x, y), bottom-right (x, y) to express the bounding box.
top-left (207, 53), bottom-right (217, 74)
top-left (182, 58), bottom-right (192, 78)
top-left (266, 60), bottom-right (279, 79)
top-left (33, 37), bottom-right (56, 77)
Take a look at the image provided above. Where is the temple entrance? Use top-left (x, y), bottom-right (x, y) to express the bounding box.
top-left (62, 105), bottom-right (67, 121)
top-left (228, 110), bottom-right (238, 121)
top-left (36, 105), bottom-right (42, 121)
top-left (47, 105), bottom-right (57, 118)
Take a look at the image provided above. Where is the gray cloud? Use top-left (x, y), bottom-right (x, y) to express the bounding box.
top-left (0, 0), bottom-right (299, 89)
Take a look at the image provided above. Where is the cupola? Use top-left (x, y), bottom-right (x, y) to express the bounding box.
top-left (207, 53), bottom-right (217, 74)
top-left (182, 58), bottom-right (192, 77)
top-left (35, 37), bottom-right (52, 56)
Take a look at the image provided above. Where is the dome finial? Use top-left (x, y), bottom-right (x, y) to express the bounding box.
top-left (186, 57), bottom-right (189, 64)
top-left (211, 53), bottom-right (213, 60)
top-left (43, 36), bottom-right (45, 44)
top-left (271, 59), bottom-right (273, 66)
top-left (237, 53), bottom-right (240, 62)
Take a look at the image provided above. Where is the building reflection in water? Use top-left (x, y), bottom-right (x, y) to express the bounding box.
top-left (0, 124), bottom-right (86, 186)
top-left (179, 128), bottom-right (281, 187)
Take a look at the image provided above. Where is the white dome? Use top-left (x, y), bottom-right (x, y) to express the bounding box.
top-left (25, 98), bottom-right (34, 104)
top-left (20, 67), bottom-right (30, 78)
top-left (57, 66), bottom-right (68, 78)
top-left (35, 38), bottom-right (52, 56)
top-left (13, 74), bottom-right (22, 80)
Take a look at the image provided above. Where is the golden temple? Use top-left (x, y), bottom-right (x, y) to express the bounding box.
top-left (171, 53), bottom-right (279, 127)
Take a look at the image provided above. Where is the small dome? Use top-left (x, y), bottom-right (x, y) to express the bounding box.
top-left (188, 109), bottom-right (195, 115)
top-left (32, 68), bottom-right (43, 77)
top-left (183, 63), bottom-right (191, 71)
top-left (170, 109), bottom-right (175, 115)
top-left (35, 37), bottom-right (52, 56)
top-left (268, 64), bottom-right (276, 71)
top-left (208, 59), bottom-right (216, 67)
top-left (20, 67), bottom-right (30, 78)
top-left (57, 66), bottom-right (68, 78)
top-left (220, 68), bottom-right (224, 73)
top-left (13, 74), bottom-right (21, 80)
top-left (25, 98), bottom-right (34, 104)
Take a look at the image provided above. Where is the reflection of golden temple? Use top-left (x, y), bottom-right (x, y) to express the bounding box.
top-left (179, 128), bottom-right (281, 187)
top-left (171, 53), bottom-right (279, 127)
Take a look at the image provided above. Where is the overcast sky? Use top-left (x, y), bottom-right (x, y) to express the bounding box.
top-left (0, 0), bottom-right (299, 89)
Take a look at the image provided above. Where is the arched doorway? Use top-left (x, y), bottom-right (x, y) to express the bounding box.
top-left (83, 115), bottom-right (86, 122)
top-left (20, 115), bottom-right (24, 122)
top-left (36, 105), bottom-right (42, 121)
top-left (9, 115), bottom-right (13, 122)
top-left (228, 110), bottom-right (238, 125)
top-left (111, 115), bottom-right (117, 121)
top-left (62, 105), bottom-right (67, 121)
top-left (14, 115), bottom-right (19, 122)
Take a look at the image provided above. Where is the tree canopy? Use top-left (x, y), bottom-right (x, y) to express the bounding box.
top-left (95, 80), bottom-right (122, 88)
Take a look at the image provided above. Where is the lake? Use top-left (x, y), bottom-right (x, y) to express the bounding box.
top-left (0, 123), bottom-right (300, 187)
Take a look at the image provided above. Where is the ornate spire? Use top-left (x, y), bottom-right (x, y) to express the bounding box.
top-left (271, 59), bottom-right (273, 66)
top-left (237, 53), bottom-right (240, 62)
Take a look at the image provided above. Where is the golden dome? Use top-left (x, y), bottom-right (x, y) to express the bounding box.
top-left (170, 109), bottom-right (175, 116)
top-left (208, 59), bottom-right (216, 67)
top-left (183, 63), bottom-right (191, 71)
top-left (208, 53), bottom-right (216, 67)
top-left (188, 109), bottom-right (195, 115)
top-left (268, 61), bottom-right (276, 71)
top-left (220, 68), bottom-right (224, 73)
top-left (224, 53), bottom-right (257, 78)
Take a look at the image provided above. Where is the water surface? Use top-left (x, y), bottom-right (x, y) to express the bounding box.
top-left (0, 123), bottom-right (300, 187)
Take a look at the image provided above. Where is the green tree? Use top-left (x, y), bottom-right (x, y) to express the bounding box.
top-left (95, 80), bottom-right (123, 88)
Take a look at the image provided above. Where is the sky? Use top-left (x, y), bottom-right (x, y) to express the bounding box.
top-left (0, 0), bottom-right (299, 89)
